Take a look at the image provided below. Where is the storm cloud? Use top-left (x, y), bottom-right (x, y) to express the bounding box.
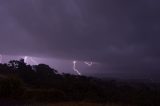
top-left (0, 0), bottom-right (160, 78)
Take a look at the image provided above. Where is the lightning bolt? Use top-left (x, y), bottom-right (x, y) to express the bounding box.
top-left (84, 61), bottom-right (93, 67)
top-left (72, 60), bottom-right (95, 75)
top-left (73, 61), bottom-right (81, 75)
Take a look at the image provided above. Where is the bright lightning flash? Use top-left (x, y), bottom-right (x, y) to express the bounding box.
top-left (24, 56), bottom-right (38, 65)
top-left (73, 61), bottom-right (81, 75)
top-left (24, 56), bottom-right (28, 63)
top-left (84, 61), bottom-right (93, 66)
top-left (72, 60), bottom-right (94, 75)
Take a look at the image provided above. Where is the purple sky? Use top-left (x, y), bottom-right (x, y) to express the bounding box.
top-left (0, 0), bottom-right (160, 80)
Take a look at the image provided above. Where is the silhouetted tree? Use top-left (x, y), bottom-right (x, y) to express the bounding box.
top-left (0, 59), bottom-right (159, 105)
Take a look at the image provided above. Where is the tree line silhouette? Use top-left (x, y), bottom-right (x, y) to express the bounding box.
top-left (0, 59), bottom-right (160, 105)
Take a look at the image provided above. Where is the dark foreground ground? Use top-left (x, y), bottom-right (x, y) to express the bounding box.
top-left (0, 59), bottom-right (159, 106)
top-left (0, 101), bottom-right (135, 106)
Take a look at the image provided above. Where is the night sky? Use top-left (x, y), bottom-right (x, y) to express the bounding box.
top-left (0, 0), bottom-right (160, 80)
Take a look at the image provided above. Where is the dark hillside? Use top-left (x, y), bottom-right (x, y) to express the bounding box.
top-left (0, 59), bottom-right (159, 106)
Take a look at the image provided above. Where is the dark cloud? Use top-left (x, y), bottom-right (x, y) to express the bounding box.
top-left (0, 0), bottom-right (160, 78)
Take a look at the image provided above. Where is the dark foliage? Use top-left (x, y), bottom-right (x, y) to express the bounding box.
top-left (0, 59), bottom-right (160, 105)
